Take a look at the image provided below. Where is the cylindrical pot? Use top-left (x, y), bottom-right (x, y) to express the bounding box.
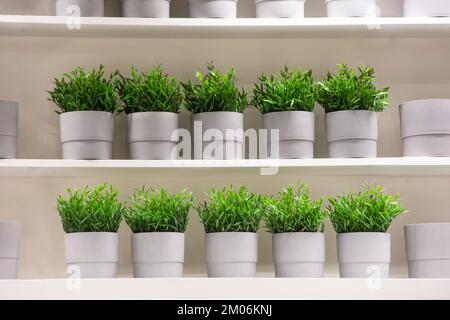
top-left (326, 0), bottom-right (378, 17)
top-left (65, 232), bottom-right (118, 278)
top-left (273, 232), bottom-right (325, 278)
top-left (262, 111), bottom-right (314, 159)
top-left (0, 100), bottom-right (18, 159)
top-left (131, 232), bottom-right (184, 278)
top-left (121, 0), bottom-right (171, 18)
top-left (55, 0), bottom-right (105, 17)
top-left (193, 112), bottom-right (243, 160)
top-left (60, 111), bottom-right (114, 160)
top-left (206, 232), bottom-right (258, 277)
top-left (127, 112), bottom-right (179, 160)
top-left (0, 222), bottom-right (21, 279)
top-left (188, 0), bottom-right (238, 18)
top-left (325, 110), bottom-right (378, 158)
top-left (337, 232), bottom-right (390, 278)
top-left (255, 0), bottom-right (305, 18)
top-left (405, 224), bottom-right (450, 278)
top-left (400, 99), bottom-right (450, 157)
top-left (404, 0), bottom-right (450, 17)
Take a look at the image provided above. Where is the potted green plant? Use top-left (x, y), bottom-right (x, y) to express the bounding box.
top-left (121, 0), bottom-right (171, 17)
top-left (316, 65), bottom-right (389, 158)
top-left (253, 67), bottom-right (315, 159)
top-left (0, 221), bottom-right (20, 279)
top-left (49, 65), bottom-right (119, 160)
top-left (327, 185), bottom-right (405, 278)
top-left (188, 0), bottom-right (238, 18)
top-left (197, 186), bottom-right (264, 278)
top-left (116, 66), bottom-right (182, 160)
top-left (264, 182), bottom-right (326, 278)
top-left (125, 187), bottom-right (194, 278)
top-left (255, 0), bottom-right (305, 18)
top-left (404, 0), bottom-right (450, 17)
top-left (55, 0), bottom-right (105, 16)
top-left (183, 64), bottom-right (248, 160)
top-left (326, 0), bottom-right (377, 17)
top-left (57, 184), bottom-right (124, 279)
top-left (0, 100), bottom-right (18, 159)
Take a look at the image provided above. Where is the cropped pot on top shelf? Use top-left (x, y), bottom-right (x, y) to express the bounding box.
top-left (316, 65), bottom-right (389, 158)
top-left (254, 67), bottom-right (315, 159)
top-left (57, 184), bottom-right (124, 279)
top-left (327, 185), bottom-right (406, 278)
top-left (0, 221), bottom-right (20, 279)
top-left (116, 66), bottom-right (182, 160)
top-left (121, 0), bottom-right (171, 17)
top-left (404, 0), bottom-right (450, 17)
top-left (326, 0), bottom-right (378, 17)
top-left (0, 100), bottom-right (18, 159)
top-left (255, 0), bottom-right (305, 18)
top-left (55, 0), bottom-right (105, 17)
top-left (188, 0), bottom-right (238, 18)
top-left (183, 64), bottom-right (248, 160)
top-left (49, 65), bottom-right (118, 160)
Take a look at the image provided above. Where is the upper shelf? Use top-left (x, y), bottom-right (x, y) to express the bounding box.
top-left (1, 15), bottom-right (450, 38)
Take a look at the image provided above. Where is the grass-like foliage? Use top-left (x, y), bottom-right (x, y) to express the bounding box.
top-left (57, 184), bottom-right (124, 233)
top-left (315, 64), bottom-right (389, 113)
top-left (197, 186), bottom-right (264, 233)
top-left (125, 187), bottom-right (194, 233)
top-left (264, 182), bottom-right (326, 233)
top-left (115, 65), bottom-right (183, 114)
top-left (327, 185), bottom-right (405, 233)
top-left (253, 67), bottom-right (315, 114)
top-left (49, 65), bottom-right (119, 113)
top-left (182, 63), bottom-right (248, 113)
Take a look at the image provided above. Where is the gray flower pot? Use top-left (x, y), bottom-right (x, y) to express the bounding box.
top-left (273, 232), bottom-right (325, 278)
top-left (121, 0), bottom-right (171, 18)
top-left (0, 100), bottom-right (18, 159)
top-left (188, 0), bottom-right (238, 18)
top-left (55, 0), bottom-right (105, 16)
top-left (262, 111), bottom-right (314, 159)
top-left (405, 224), bottom-right (450, 278)
top-left (325, 110), bottom-right (378, 158)
top-left (0, 222), bottom-right (20, 279)
top-left (65, 232), bottom-right (118, 279)
top-left (326, 0), bottom-right (377, 17)
top-left (128, 112), bottom-right (178, 160)
top-left (337, 232), bottom-right (390, 278)
top-left (60, 111), bottom-right (114, 160)
top-left (193, 112), bottom-right (243, 160)
top-left (404, 0), bottom-right (450, 17)
top-left (400, 99), bottom-right (450, 157)
top-left (131, 232), bottom-right (184, 278)
top-left (206, 232), bottom-right (258, 278)
top-left (255, 0), bottom-right (305, 18)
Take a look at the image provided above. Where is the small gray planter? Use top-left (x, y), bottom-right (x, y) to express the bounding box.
top-left (405, 224), bottom-right (450, 278)
top-left (262, 111), bottom-right (314, 159)
top-left (65, 232), bottom-right (118, 278)
top-left (326, 0), bottom-right (377, 17)
top-left (337, 232), bottom-right (390, 278)
top-left (0, 100), bottom-right (18, 159)
top-left (0, 222), bottom-right (20, 279)
top-left (404, 0), bottom-right (450, 17)
top-left (272, 232), bottom-right (325, 278)
top-left (60, 111), bottom-right (114, 160)
top-left (325, 110), bottom-right (378, 158)
top-left (128, 112), bottom-right (178, 160)
top-left (206, 232), bottom-right (258, 278)
top-left (255, 0), bottom-right (305, 18)
top-left (55, 0), bottom-right (105, 16)
top-left (193, 112), bottom-right (243, 160)
top-left (131, 232), bottom-right (184, 278)
top-left (400, 99), bottom-right (450, 157)
top-left (121, 0), bottom-right (171, 18)
top-left (188, 0), bottom-right (238, 18)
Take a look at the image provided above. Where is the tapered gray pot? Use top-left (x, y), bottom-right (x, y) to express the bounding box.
top-left (60, 111), bottom-right (114, 160)
top-left (0, 222), bottom-right (20, 279)
top-left (132, 232), bottom-right (184, 278)
top-left (400, 100), bottom-right (450, 157)
top-left (337, 232), bottom-right (390, 278)
top-left (273, 232), bottom-right (325, 278)
top-left (188, 0), bottom-right (238, 18)
top-left (255, 0), bottom-right (305, 18)
top-left (128, 112), bottom-right (178, 160)
top-left (193, 112), bottom-right (243, 160)
top-left (206, 232), bottom-right (258, 278)
top-left (325, 110), bottom-right (378, 158)
top-left (55, 0), bottom-right (105, 16)
top-left (0, 100), bottom-right (18, 159)
top-left (121, 0), bottom-right (171, 17)
top-left (404, 0), bottom-right (450, 17)
top-left (262, 111), bottom-right (314, 159)
top-left (405, 224), bottom-right (450, 278)
top-left (65, 232), bottom-right (118, 278)
top-left (326, 0), bottom-right (377, 17)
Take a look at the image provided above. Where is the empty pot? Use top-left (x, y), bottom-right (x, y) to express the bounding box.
top-left (0, 221), bottom-right (21, 279)
top-left (55, 0), bottom-right (105, 17)
top-left (255, 0), bottom-right (305, 18)
top-left (404, 0), bottom-right (450, 17)
top-left (188, 0), bottom-right (238, 18)
top-left (121, 0), bottom-right (171, 18)
top-left (0, 100), bottom-right (18, 159)
top-left (326, 0), bottom-right (378, 17)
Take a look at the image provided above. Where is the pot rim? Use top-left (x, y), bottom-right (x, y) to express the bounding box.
top-left (262, 110), bottom-right (314, 116)
top-left (192, 111), bottom-right (244, 115)
top-left (400, 99), bottom-right (450, 106)
top-left (65, 231), bottom-right (118, 236)
top-left (59, 110), bottom-right (115, 116)
top-left (255, 0), bottom-right (305, 3)
top-left (132, 231), bottom-right (185, 236)
top-left (0, 221), bottom-right (21, 226)
top-left (272, 231), bottom-right (324, 235)
top-left (405, 223), bottom-right (450, 228)
top-left (325, 109), bottom-right (379, 115)
top-left (206, 231), bottom-right (258, 235)
top-left (127, 111), bottom-right (179, 116)
top-left (0, 99), bottom-right (18, 104)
